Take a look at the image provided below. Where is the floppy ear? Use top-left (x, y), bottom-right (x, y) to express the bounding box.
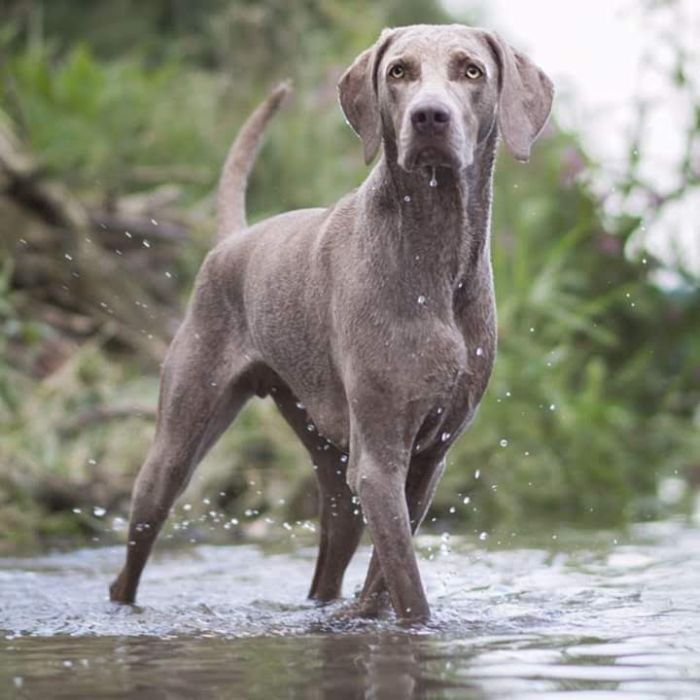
top-left (486, 33), bottom-right (554, 162)
top-left (338, 30), bottom-right (395, 165)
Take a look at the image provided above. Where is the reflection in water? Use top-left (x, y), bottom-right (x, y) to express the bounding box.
top-left (1, 519), bottom-right (700, 699)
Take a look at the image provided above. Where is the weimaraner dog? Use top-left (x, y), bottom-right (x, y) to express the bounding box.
top-left (110, 24), bottom-right (553, 623)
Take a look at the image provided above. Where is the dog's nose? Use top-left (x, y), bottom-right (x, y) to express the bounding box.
top-left (410, 104), bottom-right (451, 136)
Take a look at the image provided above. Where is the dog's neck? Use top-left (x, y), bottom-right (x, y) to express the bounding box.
top-left (359, 132), bottom-right (498, 307)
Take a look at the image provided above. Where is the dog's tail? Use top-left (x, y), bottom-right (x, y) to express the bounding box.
top-left (216, 81), bottom-right (292, 241)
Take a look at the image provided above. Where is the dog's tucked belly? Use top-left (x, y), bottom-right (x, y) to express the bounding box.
top-left (281, 379), bottom-right (351, 451)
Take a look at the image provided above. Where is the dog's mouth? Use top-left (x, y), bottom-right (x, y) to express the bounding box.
top-left (400, 143), bottom-right (463, 173)
top-left (414, 146), bottom-right (454, 167)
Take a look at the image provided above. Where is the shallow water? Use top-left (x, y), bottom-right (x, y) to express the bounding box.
top-left (2, 520), bottom-right (699, 699)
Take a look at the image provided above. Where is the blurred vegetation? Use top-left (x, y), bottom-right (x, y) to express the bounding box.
top-left (0, 0), bottom-right (698, 553)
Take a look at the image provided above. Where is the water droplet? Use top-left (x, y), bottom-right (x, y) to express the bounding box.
top-left (417, 295), bottom-right (427, 305)
top-left (93, 506), bottom-right (106, 517)
top-left (429, 167), bottom-right (438, 188)
top-left (499, 439), bottom-right (508, 447)
top-left (340, 454), bottom-right (348, 463)
top-left (403, 195), bottom-right (411, 202)
top-left (143, 240), bottom-right (151, 248)
top-left (463, 496), bottom-right (470, 504)
top-left (449, 506), bottom-right (456, 513)
top-left (440, 431), bottom-right (451, 442)
top-left (475, 347), bottom-right (484, 356)
top-left (474, 469), bottom-right (481, 479)
top-left (296, 401), bottom-right (305, 409)
top-left (549, 404), bottom-right (556, 411)
top-left (64, 253), bottom-right (73, 261)
top-left (479, 532), bottom-right (488, 541)
top-left (436, 407), bottom-right (444, 415)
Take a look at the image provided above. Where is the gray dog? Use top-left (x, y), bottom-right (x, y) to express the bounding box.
top-left (110, 24), bottom-right (553, 623)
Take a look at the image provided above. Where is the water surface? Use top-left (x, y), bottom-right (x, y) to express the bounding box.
top-left (2, 519), bottom-right (699, 698)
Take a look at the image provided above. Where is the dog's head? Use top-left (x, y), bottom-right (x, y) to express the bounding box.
top-left (338, 24), bottom-right (554, 170)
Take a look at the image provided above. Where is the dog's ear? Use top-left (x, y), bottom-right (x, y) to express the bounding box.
top-left (338, 29), bottom-right (396, 165)
top-left (486, 32), bottom-right (554, 162)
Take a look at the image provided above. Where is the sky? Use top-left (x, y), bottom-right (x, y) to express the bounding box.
top-left (442, 0), bottom-right (700, 275)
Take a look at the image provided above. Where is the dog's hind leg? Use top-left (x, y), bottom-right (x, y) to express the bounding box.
top-left (307, 456), bottom-right (365, 602)
top-left (109, 318), bottom-right (255, 604)
top-left (271, 388), bottom-right (364, 602)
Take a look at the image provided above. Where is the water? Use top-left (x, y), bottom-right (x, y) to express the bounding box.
top-left (2, 519), bottom-right (699, 698)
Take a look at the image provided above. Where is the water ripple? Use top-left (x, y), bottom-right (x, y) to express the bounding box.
top-left (1, 520), bottom-right (699, 698)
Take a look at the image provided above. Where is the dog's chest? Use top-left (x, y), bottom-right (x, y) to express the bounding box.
top-left (413, 330), bottom-right (495, 453)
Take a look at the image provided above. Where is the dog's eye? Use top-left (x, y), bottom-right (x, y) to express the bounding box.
top-left (465, 64), bottom-right (483, 80)
top-left (388, 64), bottom-right (405, 79)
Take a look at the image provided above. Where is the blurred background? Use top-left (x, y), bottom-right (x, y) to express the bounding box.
top-left (1, 0), bottom-right (698, 553)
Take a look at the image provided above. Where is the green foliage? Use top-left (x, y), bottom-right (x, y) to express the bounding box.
top-left (434, 131), bottom-right (700, 528)
top-left (0, 0), bottom-right (698, 550)
top-left (2, 44), bottom-right (228, 197)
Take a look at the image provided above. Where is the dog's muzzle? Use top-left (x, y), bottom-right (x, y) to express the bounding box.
top-left (399, 99), bottom-right (464, 171)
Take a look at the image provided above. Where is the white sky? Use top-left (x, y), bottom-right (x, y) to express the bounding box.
top-left (443, 0), bottom-right (700, 274)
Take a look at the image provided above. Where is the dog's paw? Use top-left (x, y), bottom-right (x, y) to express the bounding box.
top-left (108, 574), bottom-right (135, 604)
top-left (329, 593), bottom-right (390, 622)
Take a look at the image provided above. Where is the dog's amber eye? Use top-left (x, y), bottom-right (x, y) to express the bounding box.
top-left (388, 64), bottom-right (405, 79)
top-left (465, 64), bottom-right (483, 80)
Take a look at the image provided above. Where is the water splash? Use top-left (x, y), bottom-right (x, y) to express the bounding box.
top-left (2, 522), bottom-right (700, 698)
top-left (429, 167), bottom-right (438, 188)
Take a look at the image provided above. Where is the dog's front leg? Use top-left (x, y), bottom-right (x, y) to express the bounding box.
top-left (355, 452), bottom-right (447, 616)
top-left (348, 442), bottom-right (430, 624)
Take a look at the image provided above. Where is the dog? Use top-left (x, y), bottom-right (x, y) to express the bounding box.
top-left (110, 24), bottom-right (553, 624)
